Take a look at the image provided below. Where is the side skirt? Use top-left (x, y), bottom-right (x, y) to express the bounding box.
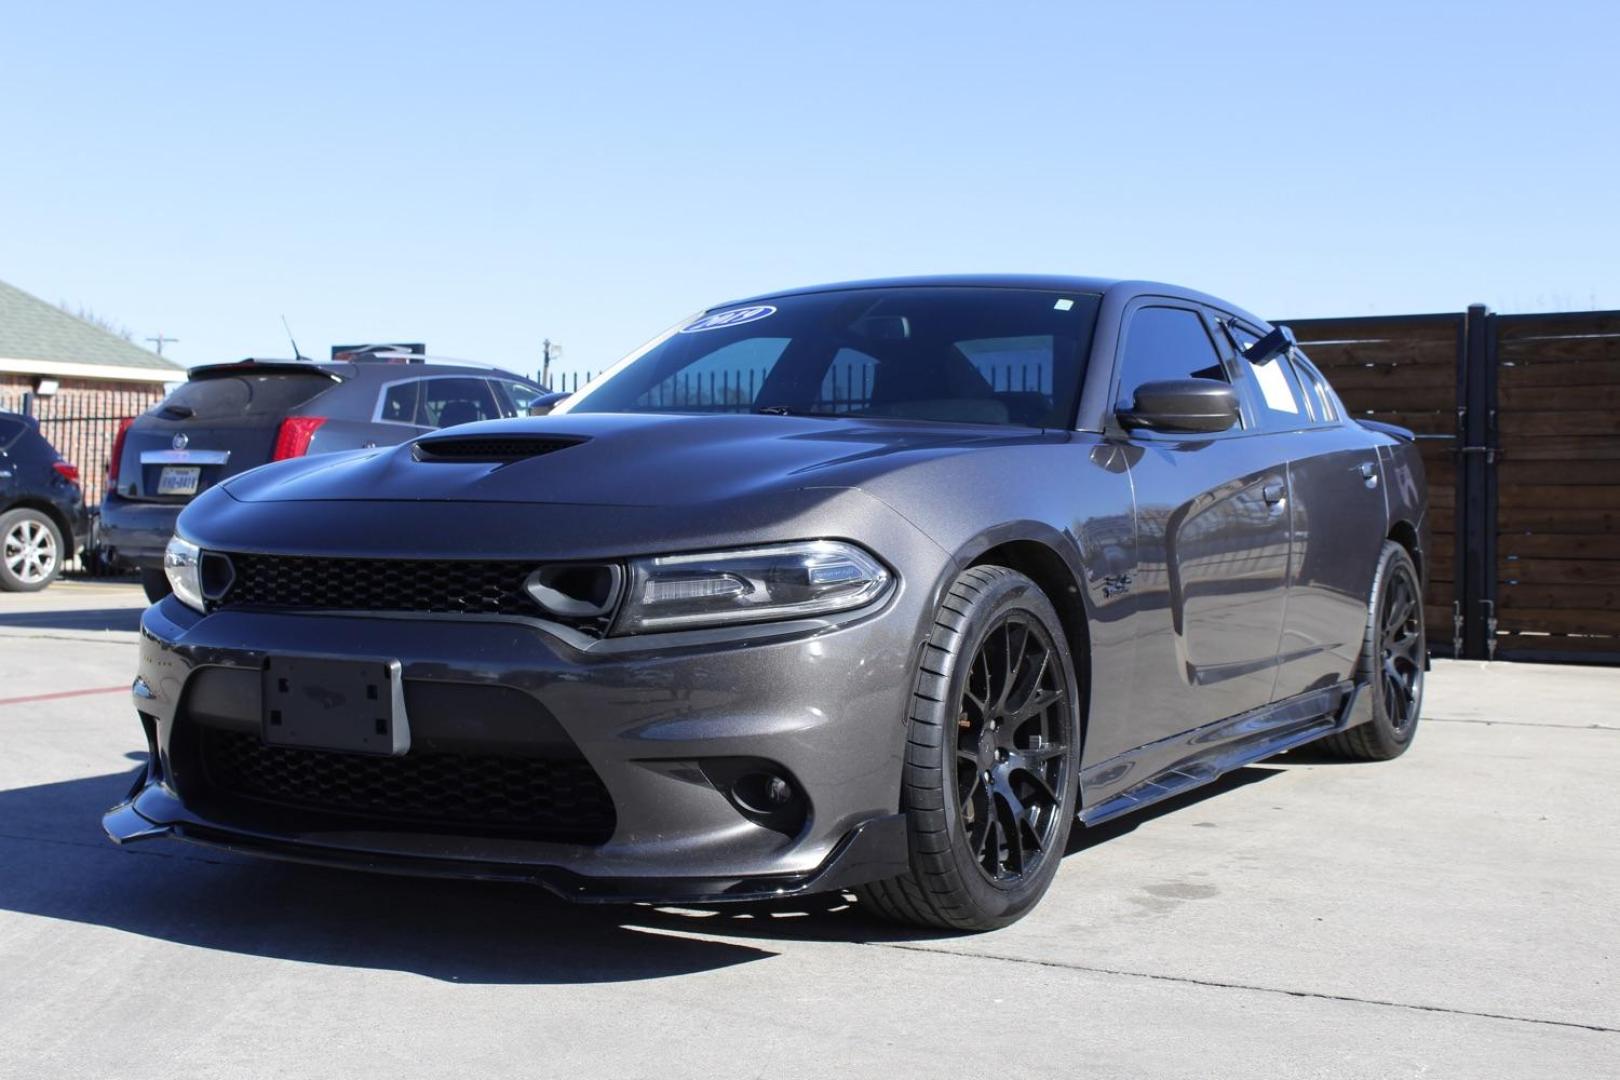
top-left (1078, 680), bottom-right (1369, 828)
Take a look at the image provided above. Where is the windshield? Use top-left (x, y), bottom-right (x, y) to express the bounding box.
top-left (560, 287), bottom-right (1102, 428)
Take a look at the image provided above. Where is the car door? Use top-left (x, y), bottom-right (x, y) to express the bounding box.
top-left (1224, 323), bottom-right (1389, 699)
top-left (1104, 301), bottom-right (1293, 759)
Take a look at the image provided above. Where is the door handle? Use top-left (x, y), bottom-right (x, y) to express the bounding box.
top-left (1263, 481), bottom-right (1286, 505)
top-left (1360, 462), bottom-right (1379, 489)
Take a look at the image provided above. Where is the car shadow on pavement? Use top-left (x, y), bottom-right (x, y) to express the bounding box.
top-left (0, 763), bottom-right (1289, 982)
top-left (0, 607), bottom-right (143, 633)
top-left (0, 768), bottom-right (781, 985)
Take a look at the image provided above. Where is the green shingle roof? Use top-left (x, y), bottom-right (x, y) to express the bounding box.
top-left (0, 278), bottom-right (183, 373)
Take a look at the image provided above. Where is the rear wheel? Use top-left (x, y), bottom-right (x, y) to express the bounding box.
top-left (1319, 541), bottom-right (1425, 761)
top-left (0, 509), bottom-right (63, 592)
top-left (857, 566), bottom-right (1081, 931)
top-left (140, 567), bottom-right (172, 603)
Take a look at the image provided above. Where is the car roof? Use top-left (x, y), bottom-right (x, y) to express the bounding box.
top-left (712, 274), bottom-right (1269, 328)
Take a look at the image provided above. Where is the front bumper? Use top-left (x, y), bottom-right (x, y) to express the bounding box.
top-left (106, 585), bottom-right (930, 902)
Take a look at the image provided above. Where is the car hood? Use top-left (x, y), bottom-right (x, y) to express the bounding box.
top-left (222, 412), bottom-right (1066, 507)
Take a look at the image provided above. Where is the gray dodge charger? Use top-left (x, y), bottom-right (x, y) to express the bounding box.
top-left (105, 276), bottom-right (1429, 930)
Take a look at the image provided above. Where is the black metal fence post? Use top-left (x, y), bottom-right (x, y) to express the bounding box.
top-left (1458, 303), bottom-right (1497, 659)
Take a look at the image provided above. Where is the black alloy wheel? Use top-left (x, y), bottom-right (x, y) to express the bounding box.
top-left (1378, 558), bottom-right (1424, 735)
top-left (1320, 541), bottom-right (1425, 761)
top-left (858, 565), bottom-right (1081, 931)
top-left (956, 613), bottom-right (1070, 884)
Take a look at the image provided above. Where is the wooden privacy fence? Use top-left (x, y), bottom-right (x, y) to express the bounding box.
top-left (1284, 306), bottom-right (1620, 664)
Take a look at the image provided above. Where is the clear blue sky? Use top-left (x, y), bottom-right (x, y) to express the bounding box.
top-left (2, 1), bottom-right (1615, 380)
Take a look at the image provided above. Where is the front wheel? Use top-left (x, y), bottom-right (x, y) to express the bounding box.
top-left (857, 565), bottom-right (1081, 931)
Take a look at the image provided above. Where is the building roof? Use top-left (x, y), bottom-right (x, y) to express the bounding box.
top-left (0, 278), bottom-right (184, 383)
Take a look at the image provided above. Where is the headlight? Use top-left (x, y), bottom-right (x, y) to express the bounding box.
top-left (614, 540), bottom-right (892, 634)
top-left (163, 534), bottom-right (205, 612)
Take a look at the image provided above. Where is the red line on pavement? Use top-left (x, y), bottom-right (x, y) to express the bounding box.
top-left (0, 685), bottom-right (129, 707)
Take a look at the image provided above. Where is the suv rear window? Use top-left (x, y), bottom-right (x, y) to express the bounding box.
top-left (155, 371), bottom-right (334, 421)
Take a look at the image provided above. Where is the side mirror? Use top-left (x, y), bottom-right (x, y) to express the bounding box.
top-left (527, 391), bottom-right (569, 416)
top-left (1119, 378), bottom-right (1240, 434)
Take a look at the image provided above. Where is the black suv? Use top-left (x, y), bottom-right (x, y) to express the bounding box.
top-left (0, 410), bottom-right (88, 592)
top-left (101, 357), bottom-right (558, 600)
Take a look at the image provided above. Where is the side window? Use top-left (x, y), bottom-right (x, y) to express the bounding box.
top-left (1291, 353), bottom-right (1340, 422)
top-left (1228, 322), bottom-right (1309, 427)
top-left (1117, 306), bottom-right (1230, 409)
top-left (632, 337), bottom-right (790, 412)
top-left (417, 377), bottom-right (500, 428)
top-left (0, 416), bottom-right (25, 450)
top-left (379, 381), bottom-right (422, 424)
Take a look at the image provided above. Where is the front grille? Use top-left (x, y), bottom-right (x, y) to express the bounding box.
top-left (216, 554), bottom-right (537, 615)
top-left (199, 729), bottom-right (617, 844)
top-left (413, 435), bottom-right (582, 462)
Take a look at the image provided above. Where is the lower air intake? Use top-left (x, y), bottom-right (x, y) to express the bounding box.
top-left (199, 728), bottom-right (617, 844)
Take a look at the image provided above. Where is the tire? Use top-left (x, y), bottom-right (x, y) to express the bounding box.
top-left (0, 508), bottom-right (64, 592)
top-left (140, 567), bottom-right (173, 603)
top-left (1318, 541), bottom-right (1425, 761)
top-left (857, 565), bottom-right (1082, 931)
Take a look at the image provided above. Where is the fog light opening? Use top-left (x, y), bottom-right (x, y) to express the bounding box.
top-left (699, 758), bottom-right (810, 837)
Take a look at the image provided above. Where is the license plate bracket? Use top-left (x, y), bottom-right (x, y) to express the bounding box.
top-left (157, 466), bottom-right (201, 496)
top-left (262, 656), bottom-right (410, 756)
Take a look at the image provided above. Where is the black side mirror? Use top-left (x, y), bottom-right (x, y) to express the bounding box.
top-left (1119, 378), bottom-right (1240, 434)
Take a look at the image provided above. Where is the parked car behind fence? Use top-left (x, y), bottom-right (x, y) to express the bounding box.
top-left (0, 410), bottom-right (88, 591)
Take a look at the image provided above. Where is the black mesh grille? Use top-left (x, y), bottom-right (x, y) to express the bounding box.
top-left (217, 554), bottom-right (537, 615)
top-left (199, 729), bottom-right (616, 843)
top-left (413, 436), bottom-right (581, 462)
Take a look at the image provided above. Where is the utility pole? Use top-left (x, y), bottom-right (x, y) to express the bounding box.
top-left (541, 338), bottom-right (563, 388)
top-left (146, 333), bottom-right (179, 357)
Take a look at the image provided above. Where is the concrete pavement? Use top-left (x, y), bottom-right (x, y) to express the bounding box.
top-left (0, 582), bottom-right (1615, 1078)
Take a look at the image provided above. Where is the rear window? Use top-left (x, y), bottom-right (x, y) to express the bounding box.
top-left (155, 371), bottom-right (334, 421)
top-left (0, 415), bottom-right (25, 449)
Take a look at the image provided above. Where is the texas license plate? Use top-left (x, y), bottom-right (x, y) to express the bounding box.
top-left (262, 656), bottom-right (411, 756)
top-left (157, 466), bottom-right (201, 495)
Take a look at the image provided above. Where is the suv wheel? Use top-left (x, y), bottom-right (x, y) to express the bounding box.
top-left (0, 508), bottom-right (63, 592)
top-left (857, 565), bottom-right (1081, 931)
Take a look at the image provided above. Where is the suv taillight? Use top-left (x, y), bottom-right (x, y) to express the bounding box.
top-left (107, 417), bottom-right (134, 487)
top-left (272, 416), bottom-right (327, 460)
top-left (53, 461), bottom-right (81, 485)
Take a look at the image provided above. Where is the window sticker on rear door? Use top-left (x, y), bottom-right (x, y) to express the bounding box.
top-left (680, 305), bottom-right (777, 333)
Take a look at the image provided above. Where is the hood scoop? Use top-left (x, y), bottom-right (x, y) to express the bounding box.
top-left (412, 434), bottom-right (586, 463)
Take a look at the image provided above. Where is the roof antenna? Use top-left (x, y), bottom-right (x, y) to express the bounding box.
top-left (281, 315), bottom-right (310, 361)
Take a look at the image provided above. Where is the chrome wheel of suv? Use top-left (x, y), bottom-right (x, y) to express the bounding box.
top-left (0, 510), bottom-right (62, 591)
